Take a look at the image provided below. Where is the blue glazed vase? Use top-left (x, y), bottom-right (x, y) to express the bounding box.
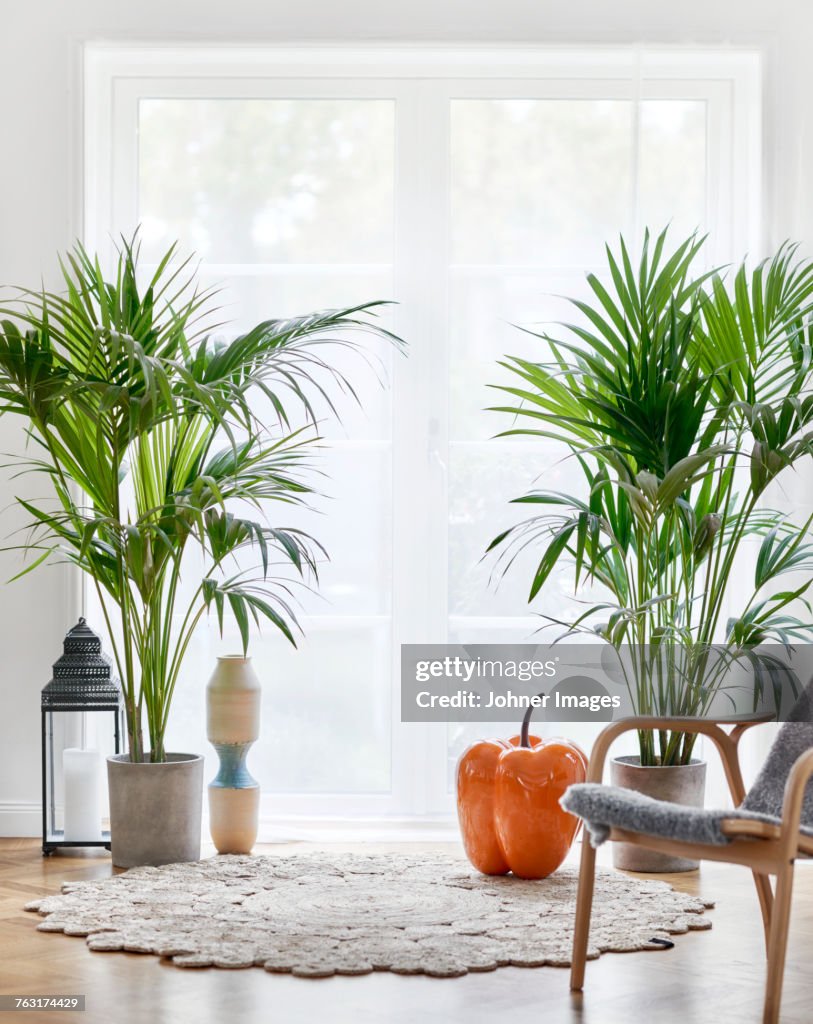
top-left (206, 656), bottom-right (261, 854)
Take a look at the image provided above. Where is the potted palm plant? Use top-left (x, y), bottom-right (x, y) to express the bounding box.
top-left (489, 229), bottom-right (813, 869)
top-left (0, 238), bottom-right (400, 867)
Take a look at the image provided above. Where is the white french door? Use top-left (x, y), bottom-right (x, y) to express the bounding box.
top-left (85, 45), bottom-right (761, 830)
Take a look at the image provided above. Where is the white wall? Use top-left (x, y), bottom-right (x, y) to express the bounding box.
top-left (1, 0), bottom-right (812, 834)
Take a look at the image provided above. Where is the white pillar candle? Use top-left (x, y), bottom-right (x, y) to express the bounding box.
top-left (63, 748), bottom-right (102, 841)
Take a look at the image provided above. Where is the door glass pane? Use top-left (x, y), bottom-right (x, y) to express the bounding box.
top-left (138, 99), bottom-right (395, 264)
top-left (164, 620), bottom-right (392, 793)
top-left (446, 93), bottom-right (713, 784)
top-left (273, 446), bottom-right (393, 618)
top-left (450, 99), bottom-right (634, 266)
top-left (639, 100), bottom-right (707, 240)
top-left (191, 268), bottom-right (396, 442)
top-left (448, 444), bottom-right (588, 619)
top-left (88, 96), bottom-right (398, 796)
top-left (449, 269), bottom-right (593, 442)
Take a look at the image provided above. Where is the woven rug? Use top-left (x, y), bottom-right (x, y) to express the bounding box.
top-left (25, 853), bottom-right (713, 978)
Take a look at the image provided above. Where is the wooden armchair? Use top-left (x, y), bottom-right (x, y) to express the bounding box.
top-left (565, 712), bottom-right (813, 1024)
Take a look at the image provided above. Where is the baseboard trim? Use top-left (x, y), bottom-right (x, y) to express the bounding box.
top-left (0, 801), bottom-right (41, 838)
top-left (255, 816), bottom-right (459, 843)
top-left (0, 802), bottom-right (459, 844)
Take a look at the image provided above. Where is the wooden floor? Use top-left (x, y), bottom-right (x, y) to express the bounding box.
top-left (1, 839), bottom-right (812, 1024)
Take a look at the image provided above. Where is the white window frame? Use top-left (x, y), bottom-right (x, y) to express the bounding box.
top-left (84, 44), bottom-right (762, 835)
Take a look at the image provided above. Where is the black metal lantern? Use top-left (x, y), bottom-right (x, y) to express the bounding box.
top-left (41, 618), bottom-right (124, 855)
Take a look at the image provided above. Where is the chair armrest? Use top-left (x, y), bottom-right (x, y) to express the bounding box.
top-left (585, 715), bottom-right (770, 806)
top-left (779, 748), bottom-right (813, 857)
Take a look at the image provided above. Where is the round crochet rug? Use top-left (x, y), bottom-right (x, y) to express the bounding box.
top-left (25, 853), bottom-right (713, 978)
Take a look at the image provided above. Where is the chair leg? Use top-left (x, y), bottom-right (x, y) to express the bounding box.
top-left (751, 871), bottom-right (773, 956)
top-left (570, 837), bottom-right (597, 991)
top-left (763, 861), bottom-right (795, 1024)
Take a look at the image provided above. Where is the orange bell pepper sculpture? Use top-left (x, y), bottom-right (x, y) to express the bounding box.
top-left (456, 700), bottom-right (588, 879)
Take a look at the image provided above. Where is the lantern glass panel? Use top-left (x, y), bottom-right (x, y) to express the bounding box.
top-left (42, 709), bottom-right (122, 848)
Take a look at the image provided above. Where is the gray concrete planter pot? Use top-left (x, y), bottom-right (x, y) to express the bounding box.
top-left (610, 755), bottom-right (706, 873)
top-left (107, 754), bottom-right (204, 869)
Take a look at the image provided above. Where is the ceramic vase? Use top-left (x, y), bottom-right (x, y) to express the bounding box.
top-left (107, 754), bottom-right (203, 868)
top-left (610, 755), bottom-right (707, 871)
top-left (206, 655), bottom-right (261, 854)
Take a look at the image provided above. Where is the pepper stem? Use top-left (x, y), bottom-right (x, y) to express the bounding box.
top-left (520, 692), bottom-right (547, 748)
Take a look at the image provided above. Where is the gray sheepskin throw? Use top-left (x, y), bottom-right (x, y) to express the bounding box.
top-left (562, 715), bottom-right (813, 848)
top-left (25, 853), bottom-right (713, 977)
